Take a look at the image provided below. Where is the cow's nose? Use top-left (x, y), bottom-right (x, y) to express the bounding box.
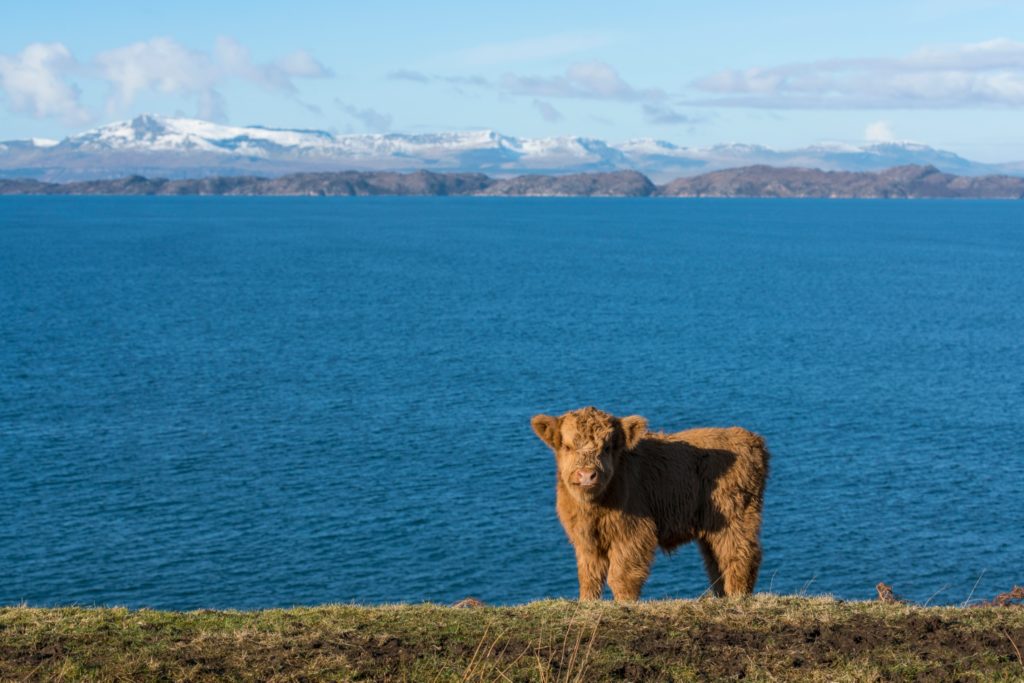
top-left (576, 469), bottom-right (598, 486)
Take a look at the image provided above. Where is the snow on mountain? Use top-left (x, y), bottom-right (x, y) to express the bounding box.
top-left (0, 114), bottom-right (1016, 182)
top-left (66, 114), bottom-right (337, 155)
top-left (75, 117), bottom-right (621, 166)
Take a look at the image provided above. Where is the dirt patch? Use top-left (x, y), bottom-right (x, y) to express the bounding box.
top-left (596, 608), bottom-right (1024, 681)
top-left (3, 602), bottom-right (1024, 682)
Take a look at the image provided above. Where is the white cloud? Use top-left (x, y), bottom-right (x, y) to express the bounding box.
top-left (1, 37), bottom-right (331, 123)
top-left (96, 38), bottom-right (213, 113)
top-left (501, 61), bottom-right (663, 102)
top-left (564, 62), bottom-right (642, 99)
top-left (865, 121), bottom-right (895, 142)
top-left (0, 43), bottom-right (88, 122)
top-left (94, 37), bottom-right (331, 120)
top-left (212, 37), bottom-right (330, 91)
top-left (274, 50), bottom-right (332, 79)
top-left (689, 38), bottom-right (1024, 108)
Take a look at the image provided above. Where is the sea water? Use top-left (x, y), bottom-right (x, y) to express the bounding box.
top-left (1, 196), bottom-right (1022, 609)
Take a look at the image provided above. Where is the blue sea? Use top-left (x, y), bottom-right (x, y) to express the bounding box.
top-left (1, 196), bottom-right (1022, 610)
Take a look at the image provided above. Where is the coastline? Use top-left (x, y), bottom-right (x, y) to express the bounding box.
top-left (3, 165), bottom-right (1024, 199)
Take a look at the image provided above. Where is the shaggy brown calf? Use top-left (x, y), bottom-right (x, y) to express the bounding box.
top-left (531, 407), bottom-right (769, 601)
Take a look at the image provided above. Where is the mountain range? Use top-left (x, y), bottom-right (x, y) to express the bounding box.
top-left (2, 115), bottom-right (1022, 183)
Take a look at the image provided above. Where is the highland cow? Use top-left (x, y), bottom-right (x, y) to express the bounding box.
top-left (531, 407), bottom-right (769, 601)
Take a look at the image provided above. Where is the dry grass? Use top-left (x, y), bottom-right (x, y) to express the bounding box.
top-left (990, 586), bottom-right (1024, 608)
top-left (1, 595), bottom-right (1023, 681)
top-left (456, 605), bottom-right (601, 683)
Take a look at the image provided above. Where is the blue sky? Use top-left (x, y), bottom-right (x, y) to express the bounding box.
top-left (2, 0), bottom-right (1024, 160)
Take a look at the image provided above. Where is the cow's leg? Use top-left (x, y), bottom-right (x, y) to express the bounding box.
top-left (697, 539), bottom-right (726, 597)
top-left (575, 546), bottom-right (609, 601)
top-left (721, 540), bottom-right (760, 596)
top-left (607, 531), bottom-right (657, 602)
top-left (708, 522), bottom-right (761, 596)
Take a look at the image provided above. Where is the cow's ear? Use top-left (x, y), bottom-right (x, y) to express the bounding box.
top-left (620, 415), bottom-right (648, 451)
top-left (531, 414), bottom-right (561, 450)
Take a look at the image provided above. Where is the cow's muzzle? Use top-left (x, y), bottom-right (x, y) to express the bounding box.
top-left (574, 468), bottom-right (599, 488)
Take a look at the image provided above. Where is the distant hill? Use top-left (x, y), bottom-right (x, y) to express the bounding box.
top-left (2, 165), bottom-right (1023, 198)
top-left (658, 164), bottom-right (1024, 198)
top-left (1, 114), bottom-right (1020, 183)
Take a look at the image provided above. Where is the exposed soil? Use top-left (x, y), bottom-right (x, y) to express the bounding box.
top-left (2, 600), bottom-right (1023, 682)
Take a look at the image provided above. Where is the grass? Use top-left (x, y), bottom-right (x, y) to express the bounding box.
top-left (2, 595), bottom-right (1023, 681)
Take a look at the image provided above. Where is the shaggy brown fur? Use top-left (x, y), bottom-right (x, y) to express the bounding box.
top-left (531, 407), bottom-right (769, 601)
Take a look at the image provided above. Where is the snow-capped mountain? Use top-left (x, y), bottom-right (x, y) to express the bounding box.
top-left (0, 114), bottom-right (1014, 182)
top-left (66, 114), bottom-right (337, 155)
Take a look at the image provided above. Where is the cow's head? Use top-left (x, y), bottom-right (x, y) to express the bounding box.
top-left (530, 407), bottom-right (647, 502)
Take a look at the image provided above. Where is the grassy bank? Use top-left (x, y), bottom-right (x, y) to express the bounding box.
top-left (2, 596), bottom-right (1023, 681)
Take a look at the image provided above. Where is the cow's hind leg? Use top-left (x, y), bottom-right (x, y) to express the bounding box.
top-left (724, 539), bottom-right (761, 596)
top-left (697, 539), bottom-right (726, 597)
top-left (706, 524), bottom-right (761, 596)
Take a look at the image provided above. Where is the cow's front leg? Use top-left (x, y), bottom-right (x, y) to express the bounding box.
top-left (574, 545), bottom-right (609, 601)
top-left (607, 528), bottom-right (657, 602)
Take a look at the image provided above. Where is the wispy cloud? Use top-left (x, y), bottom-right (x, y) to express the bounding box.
top-left (386, 69), bottom-right (490, 92)
top-left (532, 99), bottom-right (563, 122)
top-left (336, 100), bottom-right (392, 131)
top-left (0, 43), bottom-right (88, 122)
top-left (387, 69), bottom-right (431, 83)
top-left (689, 38), bottom-right (1024, 108)
top-left (390, 59), bottom-right (700, 128)
top-left (501, 61), bottom-right (663, 102)
top-left (642, 103), bottom-right (702, 125)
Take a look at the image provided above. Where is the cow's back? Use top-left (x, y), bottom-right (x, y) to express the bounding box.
top-left (674, 426), bottom-right (769, 523)
top-left (672, 427), bottom-right (769, 474)
top-left (628, 427), bottom-right (769, 545)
